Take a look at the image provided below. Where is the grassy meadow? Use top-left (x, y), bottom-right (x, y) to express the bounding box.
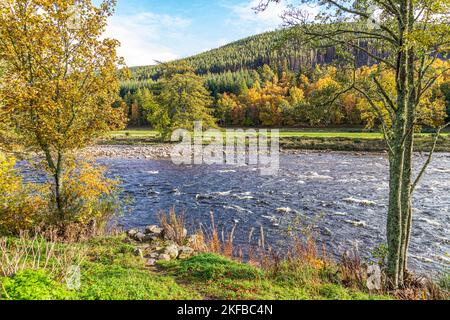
top-left (105, 128), bottom-right (450, 152)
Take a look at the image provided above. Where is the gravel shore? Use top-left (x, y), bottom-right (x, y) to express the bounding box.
top-left (81, 144), bottom-right (381, 160)
top-left (81, 144), bottom-right (173, 160)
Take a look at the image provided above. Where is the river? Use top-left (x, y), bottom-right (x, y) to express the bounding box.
top-left (96, 151), bottom-right (449, 274)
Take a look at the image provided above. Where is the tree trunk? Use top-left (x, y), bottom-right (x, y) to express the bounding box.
top-left (54, 152), bottom-right (64, 220)
top-left (387, 16), bottom-right (408, 286)
top-left (387, 137), bottom-right (404, 289)
top-left (400, 131), bottom-right (413, 283)
top-left (400, 33), bottom-right (417, 278)
top-left (398, 3), bottom-right (417, 282)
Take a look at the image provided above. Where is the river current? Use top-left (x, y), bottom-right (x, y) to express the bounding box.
top-left (97, 151), bottom-right (449, 274)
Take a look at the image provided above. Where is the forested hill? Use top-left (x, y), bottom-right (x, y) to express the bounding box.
top-left (129, 28), bottom-right (344, 81)
top-left (120, 26), bottom-right (450, 129)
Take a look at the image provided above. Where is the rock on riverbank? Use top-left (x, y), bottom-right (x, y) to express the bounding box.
top-left (125, 225), bottom-right (198, 266)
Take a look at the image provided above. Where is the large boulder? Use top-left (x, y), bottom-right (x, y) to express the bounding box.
top-left (127, 229), bottom-right (138, 237)
top-left (145, 225), bottom-right (163, 236)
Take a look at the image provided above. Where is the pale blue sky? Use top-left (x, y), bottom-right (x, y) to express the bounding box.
top-left (100, 0), bottom-right (291, 66)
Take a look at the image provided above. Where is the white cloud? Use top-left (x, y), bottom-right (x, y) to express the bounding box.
top-left (227, 0), bottom-right (319, 33)
top-left (104, 12), bottom-right (192, 67)
top-left (226, 0), bottom-right (287, 32)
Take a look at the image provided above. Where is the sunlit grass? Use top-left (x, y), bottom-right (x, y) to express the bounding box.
top-left (110, 128), bottom-right (449, 140)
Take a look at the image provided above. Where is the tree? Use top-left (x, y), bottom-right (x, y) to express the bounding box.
top-left (304, 67), bottom-right (344, 126)
top-left (148, 65), bottom-right (217, 139)
top-left (260, 64), bottom-right (276, 84)
top-left (216, 93), bottom-right (236, 126)
top-left (258, 0), bottom-right (450, 287)
top-left (139, 88), bottom-right (160, 127)
top-left (357, 64), bottom-right (447, 129)
top-left (0, 0), bottom-right (126, 221)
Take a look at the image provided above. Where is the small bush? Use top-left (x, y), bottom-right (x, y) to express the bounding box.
top-left (159, 208), bottom-right (186, 245)
top-left (0, 154), bottom-right (47, 235)
top-left (0, 155), bottom-right (121, 239)
top-left (47, 160), bottom-right (121, 239)
top-left (171, 254), bottom-right (264, 281)
top-left (0, 270), bottom-right (74, 300)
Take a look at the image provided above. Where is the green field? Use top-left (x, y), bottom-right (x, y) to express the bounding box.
top-left (110, 128), bottom-right (448, 140)
top-left (110, 128), bottom-right (381, 139)
top-left (106, 128), bottom-right (450, 153)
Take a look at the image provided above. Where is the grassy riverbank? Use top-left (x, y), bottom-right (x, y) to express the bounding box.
top-left (0, 235), bottom-right (392, 300)
top-left (102, 128), bottom-right (450, 152)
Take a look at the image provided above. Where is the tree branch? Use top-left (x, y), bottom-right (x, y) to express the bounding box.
top-left (411, 122), bottom-right (450, 193)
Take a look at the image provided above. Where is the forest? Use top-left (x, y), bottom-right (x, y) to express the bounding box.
top-left (119, 29), bottom-right (450, 133)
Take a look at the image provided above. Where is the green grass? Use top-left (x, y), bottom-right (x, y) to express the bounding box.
top-left (110, 129), bottom-right (159, 138)
top-left (0, 236), bottom-right (390, 301)
top-left (109, 128), bottom-right (449, 140)
top-left (158, 254), bottom-right (390, 300)
top-left (110, 128), bottom-right (382, 139)
top-left (105, 127), bottom-right (450, 152)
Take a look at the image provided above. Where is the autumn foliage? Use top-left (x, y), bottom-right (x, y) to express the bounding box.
top-left (0, 0), bottom-right (125, 235)
top-left (0, 154), bottom-right (46, 235)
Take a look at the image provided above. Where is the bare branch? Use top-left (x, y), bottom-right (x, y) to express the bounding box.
top-left (354, 85), bottom-right (395, 154)
top-left (324, 0), bottom-right (399, 42)
top-left (301, 27), bottom-right (397, 69)
top-left (411, 122), bottom-right (450, 193)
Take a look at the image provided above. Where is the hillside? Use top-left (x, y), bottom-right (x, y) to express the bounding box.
top-left (129, 28), bottom-right (342, 81)
top-left (120, 27), bottom-right (449, 129)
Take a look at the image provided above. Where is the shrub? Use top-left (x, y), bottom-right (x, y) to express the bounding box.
top-left (170, 254), bottom-right (264, 281)
top-left (0, 154), bottom-right (120, 239)
top-left (47, 160), bottom-right (121, 238)
top-left (0, 154), bottom-right (46, 235)
top-left (159, 208), bottom-right (187, 245)
top-left (0, 270), bottom-right (74, 300)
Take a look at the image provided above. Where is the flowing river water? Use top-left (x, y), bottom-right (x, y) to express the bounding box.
top-left (96, 151), bottom-right (449, 274)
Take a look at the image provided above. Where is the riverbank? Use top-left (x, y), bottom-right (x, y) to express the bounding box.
top-left (3, 226), bottom-right (448, 300)
top-left (82, 144), bottom-right (173, 159)
top-left (84, 136), bottom-right (450, 159)
top-left (96, 133), bottom-right (450, 154)
top-left (0, 232), bottom-right (393, 300)
top-left (83, 144), bottom-right (360, 160)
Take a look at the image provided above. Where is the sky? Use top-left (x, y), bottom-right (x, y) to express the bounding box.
top-left (98, 0), bottom-right (290, 67)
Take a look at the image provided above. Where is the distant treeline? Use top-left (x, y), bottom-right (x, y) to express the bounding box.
top-left (119, 27), bottom-right (450, 129)
top-left (120, 62), bottom-right (450, 129)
